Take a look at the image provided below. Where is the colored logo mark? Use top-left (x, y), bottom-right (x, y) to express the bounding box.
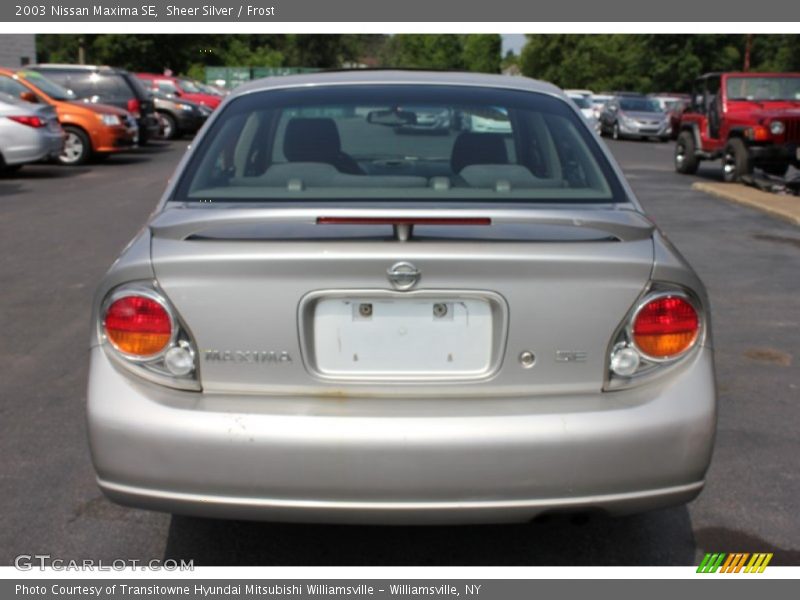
top-left (697, 553), bottom-right (773, 573)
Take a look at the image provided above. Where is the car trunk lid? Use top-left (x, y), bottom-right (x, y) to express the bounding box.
top-left (149, 206), bottom-right (654, 397)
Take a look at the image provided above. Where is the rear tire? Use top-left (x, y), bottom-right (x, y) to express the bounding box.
top-left (59, 126), bottom-right (91, 166)
top-left (722, 138), bottom-right (752, 183)
top-left (674, 131), bottom-right (699, 175)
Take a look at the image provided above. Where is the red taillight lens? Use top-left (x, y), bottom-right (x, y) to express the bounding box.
top-left (103, 295), bottom-right (172, 357)
top-left (633, 296), bottom-right (699, 359)
top-left (126, 99), bottom-right (141, 115)
top-left (8, 115), bottom-right (45, 128)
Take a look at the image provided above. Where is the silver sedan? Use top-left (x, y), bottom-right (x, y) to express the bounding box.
top-left (0, 93), bottom-right (63, 172)
top-left (87, 71), bottom-right (716, 524)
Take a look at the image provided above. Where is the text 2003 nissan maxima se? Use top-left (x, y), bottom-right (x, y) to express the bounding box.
top-left (87, 71), bottom-right (716, 524)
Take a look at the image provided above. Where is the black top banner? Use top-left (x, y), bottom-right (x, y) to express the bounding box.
top-left (3, 0), bottom-right (800, 22)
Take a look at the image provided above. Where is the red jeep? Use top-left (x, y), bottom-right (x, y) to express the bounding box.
top-left (675, 72), bottom-right (800, 181)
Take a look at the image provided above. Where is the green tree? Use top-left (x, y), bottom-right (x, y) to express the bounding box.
top-left (461, 34), bottom-right (502, 73)
top-left (379, 35), bottom-right (465, 69)
top-left (518, 34), bottom-right (799, 94)
top-left (283, 35), bottom-right (366, 68)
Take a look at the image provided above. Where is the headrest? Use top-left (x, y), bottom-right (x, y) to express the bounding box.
top-left (284, 118), bottom-right (342, 162)
top-left (451, 132), bottom-right (509, 173)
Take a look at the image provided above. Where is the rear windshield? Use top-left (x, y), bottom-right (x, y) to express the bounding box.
top-left (172, 85), bottom-right (626, 204)
top-left (33, 70), bottom-right (134, 100)
top-left (619, 98), bottom-right (662, 113)
top-left (178, 79), bottom-right (202, 93)
top-left (726, 76), bottom-right (800, 101)
top-left (18, 70), bottom-right (75, 101)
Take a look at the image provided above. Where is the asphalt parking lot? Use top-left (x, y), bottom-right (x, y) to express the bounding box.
top-left (1, 139), bottom-right (798, 566)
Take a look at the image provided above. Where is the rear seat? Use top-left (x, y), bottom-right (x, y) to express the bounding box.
top-left (459, 165), bottom-right (564, 190)
top-left (229, 162), bottom-right (428, 190)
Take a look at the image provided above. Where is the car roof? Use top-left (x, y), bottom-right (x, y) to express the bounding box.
top-left (31, 64), bottom-right (126, 74)
top-left (232, 69), bottom-right (564, 98)
top-left (699, 71), bottom-right (800, 79)
top-left (138, 73), bottom-right (176, 80)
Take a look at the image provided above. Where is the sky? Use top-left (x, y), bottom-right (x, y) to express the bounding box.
top-left (501, 34), bottom-right (526, 55)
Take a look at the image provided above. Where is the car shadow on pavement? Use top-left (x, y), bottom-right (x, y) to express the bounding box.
top-left (163, 507), bottom-right (696, 566)
top-left (693, 528), bottom-right (800, 566)
top-left (137, 141), bottom-right (185, 154)
top-left (0, 180), bottom-right (25, 196)
top-left (0, 165), bottom-right (91, 186)
top-left (692, 166), bottom-right (725, 183)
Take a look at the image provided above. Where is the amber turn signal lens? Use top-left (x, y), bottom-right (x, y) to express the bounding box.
top-left (633, 296), bottom-right (699, 359)
top-left (104, 295), bottom-right (172, 357)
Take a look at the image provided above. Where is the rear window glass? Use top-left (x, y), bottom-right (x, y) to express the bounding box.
top-left (35, 71), bottom-right (133, 100)
top-left (619, 98), bottom-right (662, 112)
top-left (155, 80), bottom-right (179, 94)
top-left (172, 85), bottom-right (625, 204)
top-left (0, 75), bottom-right (29, 97)
top-left (18, 70), bottom-right (75, 101)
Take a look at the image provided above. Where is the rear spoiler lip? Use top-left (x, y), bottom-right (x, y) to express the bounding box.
top-left (149, 207), bottom-right (655, 242)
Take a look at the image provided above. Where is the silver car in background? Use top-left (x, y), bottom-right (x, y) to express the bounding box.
top-left (87, 71), bottom-right (716, 524)
top-left (599, 95), bottom-right (672, 142)
top-left (0, 92), bottom-right (63, 173)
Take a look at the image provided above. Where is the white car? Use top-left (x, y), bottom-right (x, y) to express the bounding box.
top-left (0, 92), bottom-right (64, 173)
top-left (565, 88), bottom-right (594, 101)
top-left (568, 93), bottom-right (600, 133)
top-left (591, 94), bottom-right (613, 119)
top-left (649, 95), bottom-right (685, 112)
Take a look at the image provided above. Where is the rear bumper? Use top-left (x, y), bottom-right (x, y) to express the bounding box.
top-left (87, 346), bottom-right (717, 524)
top-left (618, 120), bottom-right (671, 139)
top-left (100, 479), bottom-right (704, 525)
top-left (3, 129), bottom-right (63, 165)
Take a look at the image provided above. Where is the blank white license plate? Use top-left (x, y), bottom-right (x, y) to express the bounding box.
top-left (313, 297), bottom-right (493, 377)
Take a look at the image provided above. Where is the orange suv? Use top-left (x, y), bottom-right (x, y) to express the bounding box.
top-left (0, 67), bottom-right (137, 165)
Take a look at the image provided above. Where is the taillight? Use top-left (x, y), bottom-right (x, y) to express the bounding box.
top-left (99, 284), bottom-right (198, 390)
top-left (126, 98), bottom-right (141, 115)
top-left (8, 115), bottom-right (45, 128)
top-left (103, 295), bottom-right (172, 357)
top-left (632, 295), bottom-right (699, 359)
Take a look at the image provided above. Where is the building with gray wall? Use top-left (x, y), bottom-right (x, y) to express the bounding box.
top-left (0, 35), bottom-right (37, 68)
